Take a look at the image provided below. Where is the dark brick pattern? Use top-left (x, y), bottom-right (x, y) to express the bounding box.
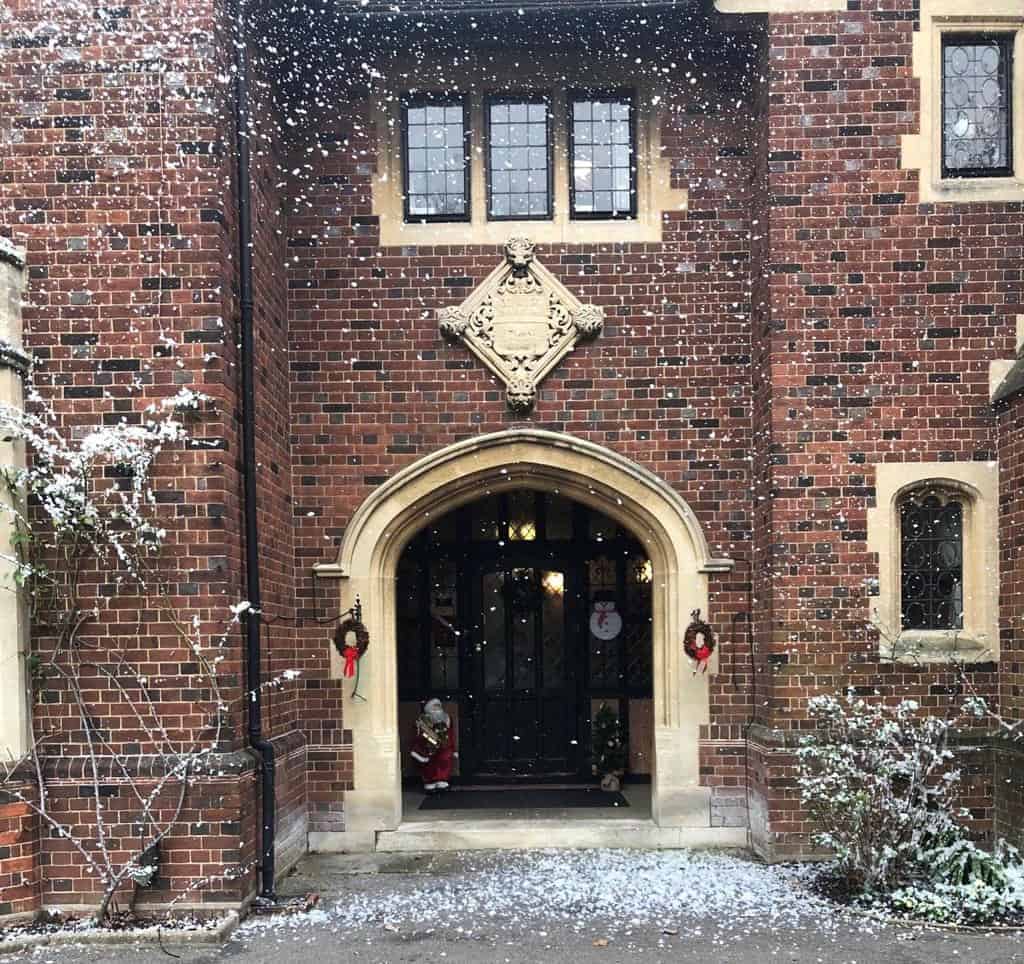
top-left (996, 392), bottom-right (1024, 847)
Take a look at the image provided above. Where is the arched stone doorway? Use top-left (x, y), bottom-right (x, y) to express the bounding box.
top-left (314, 430), bottom-right (733, 844)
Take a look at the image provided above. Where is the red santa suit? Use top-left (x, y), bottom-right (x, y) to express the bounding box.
top-left (410, 699), bottom-right (456, 790)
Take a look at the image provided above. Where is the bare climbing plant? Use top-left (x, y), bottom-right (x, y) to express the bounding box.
top-left (0, 387), bottom-right (288, 925)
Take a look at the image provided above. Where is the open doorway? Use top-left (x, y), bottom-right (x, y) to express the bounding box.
top-left (396, 490), bottom-right (653, 791)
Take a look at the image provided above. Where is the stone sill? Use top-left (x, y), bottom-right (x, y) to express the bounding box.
top-left (880, 632), bottom-right (996, 665)
top-left (920, 176), bottom-right (1024, 207)
top-left (379, 214), bottom-right (675, 248)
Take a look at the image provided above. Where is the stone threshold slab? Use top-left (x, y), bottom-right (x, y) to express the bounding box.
top-left (331, 822), bottom-right (748, 853)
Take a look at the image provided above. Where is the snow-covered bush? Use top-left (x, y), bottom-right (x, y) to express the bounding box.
top-left (798, 692), bottom-right (1024, 924)
top-left (797, 693), bottom-right (964, 893)
top-left (886, 839), bottom-right (1024, 924)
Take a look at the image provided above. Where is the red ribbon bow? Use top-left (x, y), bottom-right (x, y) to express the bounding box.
top-left (343, 645), bottom-right (360, 678)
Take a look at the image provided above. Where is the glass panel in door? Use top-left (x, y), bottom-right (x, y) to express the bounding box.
top-left (472, 566), bottom-right (575, 776)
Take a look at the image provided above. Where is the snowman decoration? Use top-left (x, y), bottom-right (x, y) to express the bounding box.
top-left (590, 598), bottom-right (623, 641)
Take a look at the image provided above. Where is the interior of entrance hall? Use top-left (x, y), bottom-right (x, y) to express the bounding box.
top-left (396, 490), bottom-right (654, 786)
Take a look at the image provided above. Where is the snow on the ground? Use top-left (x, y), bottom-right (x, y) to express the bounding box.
top-left (240, 849), bottom-right (865, 941)
top-left (0, 913), bottom-right (232, 958)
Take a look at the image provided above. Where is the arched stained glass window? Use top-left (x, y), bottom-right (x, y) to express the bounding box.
top-left (899, 492), bottom-right (964, 631)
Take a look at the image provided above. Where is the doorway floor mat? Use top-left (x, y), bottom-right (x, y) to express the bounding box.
top-left (418, 788), bottom-right (629, 811)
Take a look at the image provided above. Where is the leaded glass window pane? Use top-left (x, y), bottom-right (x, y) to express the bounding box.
top-left (570, 94), bottom-right (635, 218)
top-left (507, 490), bottom-right (538, 541)
top-left (625, 555), bottom-right (653, 690)
top-left (587, 555), bottom-right (620, 688)
top-left (544, 493), bottom-right (574, 540)
top-left (487, 99), bottom-right (551, 220)
top-left (471, 494), bottom-right (501, 540)
top-left (900, 495), bottom-right (964, 630)
top-left (429, 558), bottom-right (459, 689)
top-left (403, 100), bottom-right (469, 220)
top-left (540, 570), bottom-right (566, 689)
top-left (588, 509), bottom-right (618, 542)
top-left (396, 552), bottom-right (425, 692)
top-left (942, 36), bottom-right (1013, 177)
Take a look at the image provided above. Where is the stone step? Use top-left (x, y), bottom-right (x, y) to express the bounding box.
top-left (374, 821), bottom-right (747, 852)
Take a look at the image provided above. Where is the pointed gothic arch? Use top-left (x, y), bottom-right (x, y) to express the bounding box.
top-left (314, 430), bottom-right (733, 842)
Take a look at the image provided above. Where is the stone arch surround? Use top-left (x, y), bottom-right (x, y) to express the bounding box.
top-left (313, 430), bottom-right (735, 846)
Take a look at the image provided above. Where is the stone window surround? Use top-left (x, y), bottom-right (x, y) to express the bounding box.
top-left (867, 461), bottom-right (1000, 664)
top-left (372, 72), bottom-right (686, 247)
top-left (902, 0), bottom-right (1024, 204)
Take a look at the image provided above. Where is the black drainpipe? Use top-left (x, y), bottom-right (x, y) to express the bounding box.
top-left (233, 0), bottom-right (276, 900)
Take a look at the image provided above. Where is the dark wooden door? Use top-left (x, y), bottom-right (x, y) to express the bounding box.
top-left (468, 565), bottom-right (578, 777)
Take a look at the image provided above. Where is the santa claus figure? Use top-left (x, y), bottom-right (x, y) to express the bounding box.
top-left (410, 698), bottom-right (457, 792)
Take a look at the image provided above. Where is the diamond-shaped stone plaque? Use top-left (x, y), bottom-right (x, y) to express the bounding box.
top-left (438, 238), bottom-right (604, 412)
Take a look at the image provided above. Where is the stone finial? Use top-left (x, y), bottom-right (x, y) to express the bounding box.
top-left (504, 237), bottom-right (535, 273)
top-left (438, 306), bottom-right (469, 340)
top-left (506, 377), bottom-right (536, 413)
top-left (573, 304), bottom-right (604, 338)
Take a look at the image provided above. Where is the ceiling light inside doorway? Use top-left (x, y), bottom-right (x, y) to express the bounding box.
top-left (541, 571), bottom-right (565, 596)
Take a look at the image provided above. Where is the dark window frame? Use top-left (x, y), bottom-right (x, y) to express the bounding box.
top-left (898, 490), bottom-right (965, 632)
top-left (940, 32), bottom-right (1014, 180)
top-left (568, 87), bottom-right (638, 221)
top-left (401, 92), bottom-right (472, 224)
top-left (484, 92), bottom-right (555, 222)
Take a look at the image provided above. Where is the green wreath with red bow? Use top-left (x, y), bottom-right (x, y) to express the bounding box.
top-left (683, 610), bottom-right (716, 673)
top-left (333, 617), bottom-right (370, 679)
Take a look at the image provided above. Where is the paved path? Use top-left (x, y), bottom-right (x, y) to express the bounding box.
top-left (10, 851), bottom-right (1024, 963)
top-left (54, 920), bottom-right (1024, 964)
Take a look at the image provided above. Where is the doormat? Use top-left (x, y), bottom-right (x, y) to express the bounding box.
top-left (418, 788), bottom-right (629, 811)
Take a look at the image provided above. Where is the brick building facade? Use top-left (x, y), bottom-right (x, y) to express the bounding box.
top-left (1, 0), bottom-right (1022, 920)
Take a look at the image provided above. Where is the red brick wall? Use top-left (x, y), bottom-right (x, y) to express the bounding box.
top-left (996, 390), bottom-right (1024, 845)
top-left (284, 20), bottom-right (764, 822)
top-left (2, 0), bottom-right (1023, 899)
top-left (235, 32), bottom-right (309, 859)
top-left (0, 0), bottom-right (261, 911)
top-left (761, 0), bottom-right (1015, 718)
top-left (751, 1), bottom-right (1020, 851)
top-left (0, 790), bottom-right (40, 919)
top-left (998, 391), bottom-right (1024, 726)
top-left (243, 57), bottom-right (301, 742)
top-left (0, 0), bottom-right (246, 722)
top-left (270, 735), bottom-right (308, 876)
top-left (37, 770), bottom-right (255, 912)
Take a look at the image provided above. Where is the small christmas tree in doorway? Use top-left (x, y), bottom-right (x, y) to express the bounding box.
top-left (591, 702), bottom-right (628, 792)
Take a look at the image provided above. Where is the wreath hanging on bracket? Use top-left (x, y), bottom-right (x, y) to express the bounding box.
top-left (683, 609), bottom-right (716, 673)
top-left (333, 617), bottom-right (370, 680)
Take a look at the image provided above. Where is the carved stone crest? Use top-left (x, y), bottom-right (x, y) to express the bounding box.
top-left (437, 238), bottom-right (604, 412)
